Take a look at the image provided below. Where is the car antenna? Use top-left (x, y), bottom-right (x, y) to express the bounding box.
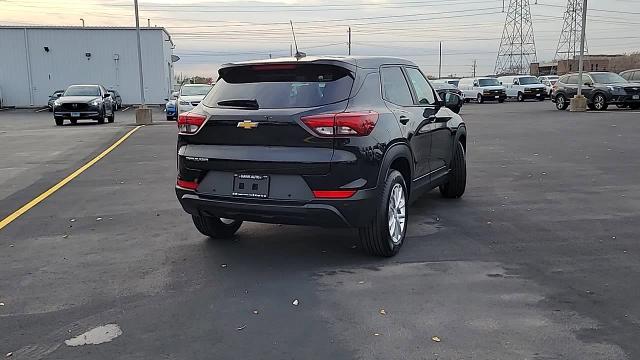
top-left (290, 20), bottom-right (306, 60)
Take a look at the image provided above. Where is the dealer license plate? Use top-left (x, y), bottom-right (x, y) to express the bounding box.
top-left (71, 112), bottom-right (80, 117)
top-left (232, 174), bottom-right (270, 198)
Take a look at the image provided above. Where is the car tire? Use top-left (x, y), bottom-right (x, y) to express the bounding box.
top-left (629, 104), bottom-right (640, 110)
top-left (107, 110), bottom-right (115, 123)
top-left (555, 94), bottom-right (569, 110)
top-left (477, 94), bottom-right (484, 104)
top-left (358, 170), bottom-right (407, 257)
top-left (54, 118), bottom-right (63, 126)
top-left (538, 96), bottom-right (545, 101)
top-left (498, 98), bottom-right (505, 103)
top-left (517, 92), bottom-right (525, 102)
top-left (440, 141), bottom-right (466, 199)
top-left (97, 107), bottom-right (105, 124)
top-left (592, 93), bottom-right (608, 111)
top-left (192, 215), bottom-right (243, 238)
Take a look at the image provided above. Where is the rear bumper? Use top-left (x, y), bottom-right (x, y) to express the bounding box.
top-left (176, 187), bottom-right (378, 228)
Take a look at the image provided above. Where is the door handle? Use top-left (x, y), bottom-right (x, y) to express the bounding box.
top-left (399, 115), bottom-right (410, 125)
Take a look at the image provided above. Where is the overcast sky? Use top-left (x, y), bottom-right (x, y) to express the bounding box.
top-left (1, 0), bottom-right (639, 77)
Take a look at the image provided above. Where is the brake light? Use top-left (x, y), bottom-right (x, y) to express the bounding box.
top-left (252, 64), bottom-right (297, 71)
top-left (312, 190), bottom-right (357, 199)
top-left (176, 178), bottom-right (198, 190)
top-left (178, 112), bottom-right (207, 134)
top-left (301, 111), bottom-right (378, 137)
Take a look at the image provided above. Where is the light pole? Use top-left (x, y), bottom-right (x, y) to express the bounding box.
top-left (80, 18), bottom-right (85, 27)
top-left (438, 41), bottom-right (442, 79)
top-left (570, 0), bottom-right (588, 112)
top-left (134, 0), bottom-right (152, 123)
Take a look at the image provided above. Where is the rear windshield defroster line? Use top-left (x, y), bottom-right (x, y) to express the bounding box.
top-left (203, 64), bottom-right (355, 109)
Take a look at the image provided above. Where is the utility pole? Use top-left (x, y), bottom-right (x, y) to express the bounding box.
top-left (134, 0), bottom-right (152, 123)
top-left (570, 0), bottom-right (588, 111)
top-left (438, 41), bottom-right (442, 79)
top-left (472, 60), bottom-right (477, 77)
top-left (348, 27), bottom-right (352, 55)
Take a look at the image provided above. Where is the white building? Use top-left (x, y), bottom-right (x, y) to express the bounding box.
top-left (0, 26), bottom-right (175, 107)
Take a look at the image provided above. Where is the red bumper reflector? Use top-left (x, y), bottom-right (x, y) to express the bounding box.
top-left (177, 179), bottom-right (198, 190)
top-left (312, 190), bottom-right (357, 199)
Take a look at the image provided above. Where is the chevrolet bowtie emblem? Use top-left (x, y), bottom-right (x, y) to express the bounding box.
top-left (237, 120), bottom-right (259, 129)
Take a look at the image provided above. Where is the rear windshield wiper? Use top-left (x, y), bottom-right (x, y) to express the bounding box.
top-left (217, 99), bottom-right (259, 109)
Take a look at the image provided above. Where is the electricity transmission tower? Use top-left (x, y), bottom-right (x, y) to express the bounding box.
top-left (554, 0), bottom-right (588, 60)
top-left (495, 0), bottom-right (538, 75)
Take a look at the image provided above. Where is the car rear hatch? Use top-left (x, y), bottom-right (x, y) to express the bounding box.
top-left (181, 62), bottom-right (355, 175)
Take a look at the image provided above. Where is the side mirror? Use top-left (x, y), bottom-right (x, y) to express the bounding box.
top-left (164, 98), bottom-right (169, 101)
top-left (56, 93), bottom-right (62, 98)
top-left (584, 82), bottom-right (593, 86)
top-left (104, 93), bottom-right (111, 98)
top-left (443, 93), bottom-right (461, 110)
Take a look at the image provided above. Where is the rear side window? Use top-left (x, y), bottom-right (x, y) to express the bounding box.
top-left (633, 72), bottom-right (640, 81)
top-left (405, 67), bottom-right (436, 105)
top-left (566, 75), bottom-right (578, 84)
top-left (203, 64), bottom-right (353, 109)
top-left (381, 66), bottom-right (414, 106)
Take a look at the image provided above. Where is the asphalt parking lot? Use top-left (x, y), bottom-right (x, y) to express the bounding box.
top-left (1, 102), bottom-right (640, 359)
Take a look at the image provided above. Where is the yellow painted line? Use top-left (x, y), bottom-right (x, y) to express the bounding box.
top-left (0, 125), bottom-right (144, 231)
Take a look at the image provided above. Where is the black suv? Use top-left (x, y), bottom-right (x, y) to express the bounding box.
top-left (53, 85), bottom-right (115, 125)
top-left (175, 56), bottom-right (467, 257)
top-left (552, 72), bottom-right (640, 110)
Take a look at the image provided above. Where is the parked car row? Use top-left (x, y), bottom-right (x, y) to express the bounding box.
top-left (551, 71), bottom-right (640, 111)
top-left (539, 75), bottom-right (559, 97)
top-left (165, 84), bottom-right (213, 121)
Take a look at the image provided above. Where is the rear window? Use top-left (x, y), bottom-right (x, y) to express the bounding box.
top-left (203, 64), bottom-right (354, 109)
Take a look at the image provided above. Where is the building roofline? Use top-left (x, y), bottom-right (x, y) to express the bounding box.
top-left (0, 25), bottom-right (171, 41)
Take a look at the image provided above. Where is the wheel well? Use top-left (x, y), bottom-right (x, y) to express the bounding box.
top-left (458, 134), bottom-right (466, 151)
top-left (389, 157), bottom-right (411, 193)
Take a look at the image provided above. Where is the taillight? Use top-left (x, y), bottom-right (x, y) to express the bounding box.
top-left (176, 178), bottom-right (198, 190)
top-left (178, 112), bottom-right (207, 134)
top-left (301, 111), bottom-right (378, 137)
top-left (252, 64), bottom-right (297, 71)
top-left (312, 190), bottom-right (357, 199)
